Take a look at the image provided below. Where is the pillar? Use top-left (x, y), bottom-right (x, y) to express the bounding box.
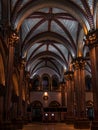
top-left (11, 94), bottom-right (18, 120)
top-left (12, 59), bottom-right (25, 130)
top-left (85, 29), bottom-right (98, 130)
top-left (72, 57), bottom-right (90, 129)
top-left (73, 57), bottom-right (86, 118)
top-left (25, 72), bottom-right (30, 120)
top-left (5, 28), bottom-right (19, 121)
top-left (0, 84), bottom-right (5, 123)
top-left (18, 59), bottom-right (25, 119)
top-left (61, 81), bottom-right (66, 106)
top-left (64, 71), bottom-right (74, 124)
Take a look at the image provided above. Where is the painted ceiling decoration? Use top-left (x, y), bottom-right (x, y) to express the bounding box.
top-left (10, 0), bottom-right (96, 81)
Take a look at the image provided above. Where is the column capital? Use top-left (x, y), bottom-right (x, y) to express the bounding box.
top-left (8, 27), bottom-right (19, 46)
top-left (72, 57), bottom-right (86, 70)
top-left (85, 29), bottom-right (98, 49)
top-left (64, 71), bottom-right (74, 81)
top-left (60, 80), bottom-right (66, 91)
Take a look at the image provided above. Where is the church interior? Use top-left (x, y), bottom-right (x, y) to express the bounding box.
top-left (0, 0), bottom-right (98, 130)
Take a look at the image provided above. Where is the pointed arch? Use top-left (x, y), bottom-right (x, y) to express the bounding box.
top-left (13, 0), bottom-right (90, 34)
top-left (49, 100), bottom-right (60, 107)
top-left (22, 31), bottom-right (76, 58)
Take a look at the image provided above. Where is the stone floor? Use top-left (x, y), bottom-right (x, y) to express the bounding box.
top-left (22, 123), bottom-right (91, 130)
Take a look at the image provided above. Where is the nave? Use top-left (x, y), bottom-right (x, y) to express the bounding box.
top-left (22, 123), bottom-right (90, 130)
top-left (1, 0), bottom-right (98, 130)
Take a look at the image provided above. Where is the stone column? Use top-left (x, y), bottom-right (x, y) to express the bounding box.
top-left (85, 29), bottom-right (98, 130)
top-left (73, 57), bottom-right (86, 118)
top-left (5, 28), bottom-right (19, 121)
top-left (64, 71), bottom-right (74, 124)
top-left (0, 84), bottom-right (5, 123)
top-left (12, 60), bottom-right (25, 130)
top-left (11, 94), bottom-right (18, 120)
top-left (13, 103), bottom-right (18, 119)
top-left (72, 57), bottom-right (89, 129)
top-left (25, 72), bottom-right (30, 120)
top-left (61, 81), bottom-right (66, 106)
top-left (18, 59), bottom-right (25, 119)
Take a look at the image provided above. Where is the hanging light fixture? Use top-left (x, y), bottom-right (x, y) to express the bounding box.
top-left (43, 92), bottom-right (48, 100)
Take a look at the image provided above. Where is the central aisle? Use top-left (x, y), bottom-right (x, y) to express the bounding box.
top-left (22, 123), bottom-right (90, 130)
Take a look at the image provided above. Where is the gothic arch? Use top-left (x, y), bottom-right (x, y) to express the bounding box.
top-left (31, 75), bottom-right (40, 90)
top-left (31, 100), bottom-right (43, 107)
top-left (52, 75), bottom-right (59, 90)
top-left (22, 32), bottom-right (76, 58)
top-left (32, 75), bottom-right (40, 83)
top-left (26, 51), bottom-right (68, 71)
top-left (13, 0), bottom-right (90, 34)
top-left (49, 100), bottom-right (60, 107)
top-left (41, 73), bottom-right (50, 91)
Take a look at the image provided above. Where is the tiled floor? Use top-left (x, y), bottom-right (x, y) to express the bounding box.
top-left (22, 123), bottom-right (90, 130)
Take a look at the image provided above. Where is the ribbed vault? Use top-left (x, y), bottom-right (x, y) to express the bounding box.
top-left (10, 0), bottom-right (95, 82)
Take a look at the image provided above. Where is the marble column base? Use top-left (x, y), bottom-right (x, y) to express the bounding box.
top-left (74, 118), bottom-right (90, 129)
top-left (91, 121), bottom-right (98, 130)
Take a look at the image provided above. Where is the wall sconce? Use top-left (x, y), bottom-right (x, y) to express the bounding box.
top-left (43, 92), bottom-right (48, 100)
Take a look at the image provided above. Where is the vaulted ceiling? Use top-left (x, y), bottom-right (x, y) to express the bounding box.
top-left (10, 0), bottom-right (96, 80)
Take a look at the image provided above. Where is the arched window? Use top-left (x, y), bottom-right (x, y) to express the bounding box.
top-left (32, 75), bottom-right (40, 91)
top-left (49, 101), bottom-right (60, 107)
top-left (42, 74), bottom-right (50, 91)
top-left (52, 75), bottom-right (59, 91)
top-left (32, 100), bottom-right (43, 108)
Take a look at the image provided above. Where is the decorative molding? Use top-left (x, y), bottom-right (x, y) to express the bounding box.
top-left (8, 27), bottom-right (19, 46)
top-left (64, 71), bottom-right (74, 81)
top-left (85, 29), bottom-right (98, 49)
top-left (72, 57), bottom-right (87, 70)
